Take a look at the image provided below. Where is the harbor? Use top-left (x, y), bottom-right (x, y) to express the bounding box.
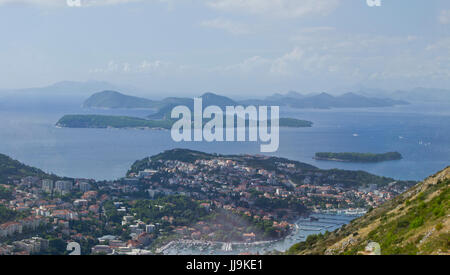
top-left (160, 213), bottom-right (362, 255)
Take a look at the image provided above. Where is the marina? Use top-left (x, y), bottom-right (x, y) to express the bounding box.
top-left (161, 213), bottom-right (360, 255)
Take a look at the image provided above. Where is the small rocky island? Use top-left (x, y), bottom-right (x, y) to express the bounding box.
top-left (314, 152), bottom-right (403, 163)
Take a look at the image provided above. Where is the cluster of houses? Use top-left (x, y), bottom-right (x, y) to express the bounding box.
top-left (0, 237), bottom-right (49, 255)
top-left (0, 176), bottom-right (102, 254)
top-left (89, 211), bottom-right (157, 255)
top-left (127, 156), bottom-right (408, 223)
top-left (0, 153), bottom-right (413, 255)
top-left (0, 216), bottom-right (46, 238)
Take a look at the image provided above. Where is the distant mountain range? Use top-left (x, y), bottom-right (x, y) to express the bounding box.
top-left (358, 87), bottom-right (450, 103)
top-left (60, 91), bottom-right (314, 130)
top-left (84, 91), bottom-right (238, 109)
top-left (83, 90), bottom-right (160, 109)
top-left (1, 81), bottom-right (448, 104)
top-left (241, 91), bottom-right (409, 109)
top-left (83, 91), bottom-right (243, 119)
top-left (0, 81), bottom-right (126, 98)
top-left (83, 90), bottom-right (409, 118)
top-left (148, 92), bottom-right (240, 119)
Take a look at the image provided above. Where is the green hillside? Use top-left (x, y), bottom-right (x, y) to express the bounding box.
top-left (287, 167), bottom-right (450, 255)
top-left (0, 154), bottom-right (49, 184)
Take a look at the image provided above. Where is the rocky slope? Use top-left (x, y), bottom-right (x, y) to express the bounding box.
top-left (287, 167), bottom-right (449, 255)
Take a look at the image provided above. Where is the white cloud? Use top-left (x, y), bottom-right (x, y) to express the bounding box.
top-left (439, 9), bottom-right (450, 24)
top-left (138, 60), bottom-right (171, 72)
top-left (200, 18), bottom-right (249, 35)
top-left (270, 47), bottom-right (304, 75)
top-left (212, 31), bottom-right (450, 85)
top-left (206, 0), bottom-right (341, 18)
top-left (296, 26), bottom-right (335, 34)
top-left (89, 60), bottom-right (120, 73)
top-left (90, 59), bottom-right (182, 75)
top-left (220, 56), bottom-right (270, 74)
top-left (88, 30), bottom-right (450, 89)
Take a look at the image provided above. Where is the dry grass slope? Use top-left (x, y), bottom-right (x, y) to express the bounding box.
top-left (288, 167), bottom-right (450, 255)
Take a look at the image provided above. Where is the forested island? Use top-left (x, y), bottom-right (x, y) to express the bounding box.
top-left (56, 115), bottom-right (173, 130)
top-left (56, 114), bottom-right (313, 129)
top-left (314, 152), bottom-right (403, 163)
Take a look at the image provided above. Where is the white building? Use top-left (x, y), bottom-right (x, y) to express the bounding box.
top-left (54, 181), bottom-right (73, 194)
top-left (0, 222), bottom-right (22, 238)
top-left (78, 182), bottom-right (91, 193)
top-left (42, 179), bottom-right (54, 193)
top-left (138, 169), bottom-right (158, 178)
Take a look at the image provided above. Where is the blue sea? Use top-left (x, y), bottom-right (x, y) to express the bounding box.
top-left (0, 96), bottom-right (449, 181)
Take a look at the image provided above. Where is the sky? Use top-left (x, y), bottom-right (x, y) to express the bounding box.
top-left (0, 0), bottom-right (449, 97)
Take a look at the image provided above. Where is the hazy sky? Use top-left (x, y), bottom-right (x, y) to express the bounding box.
top-left (0, 0), bottom-right (450, 96)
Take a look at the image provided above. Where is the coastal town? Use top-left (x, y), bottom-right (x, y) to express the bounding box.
top-left (0, 149), bottom-right (416, 255)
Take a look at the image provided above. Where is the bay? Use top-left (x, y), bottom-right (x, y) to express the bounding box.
top-left (0, 97), bottom-right (448, 181)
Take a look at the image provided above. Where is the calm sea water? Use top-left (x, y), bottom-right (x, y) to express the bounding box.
top-left (0, 97), bottom-right (448, 181)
